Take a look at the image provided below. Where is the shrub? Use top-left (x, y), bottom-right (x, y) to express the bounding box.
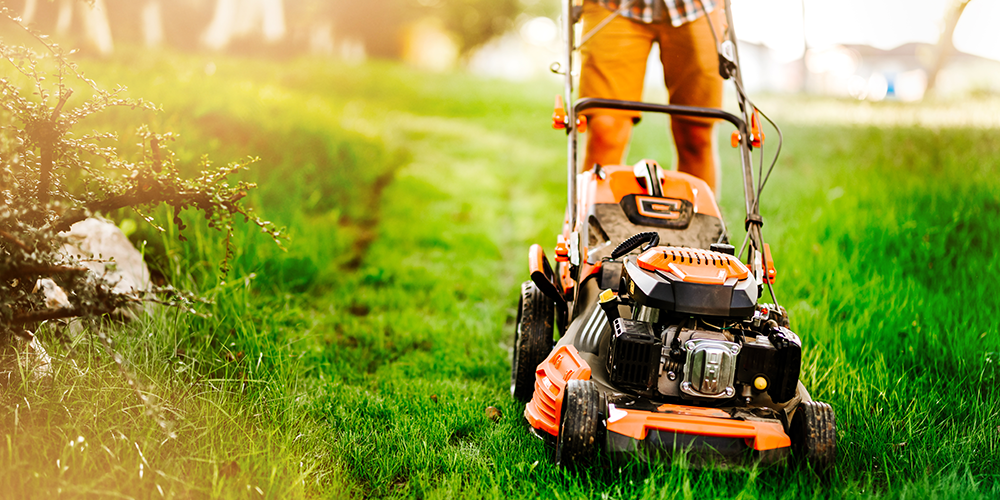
top-left (0, 9), bottom-right (278, 350)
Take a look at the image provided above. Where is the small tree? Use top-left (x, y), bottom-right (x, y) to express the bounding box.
top-left (0, 7), bottom-right (278, 352)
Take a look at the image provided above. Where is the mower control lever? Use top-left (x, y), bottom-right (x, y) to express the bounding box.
top-left (610, 232), bottom-right (660, 260)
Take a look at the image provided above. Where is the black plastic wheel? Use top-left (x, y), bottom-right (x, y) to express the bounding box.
top-left (791, 401), bottom-right (837, 471)
top-left (555, 380), bottom-right (601, 467)
top-left (511, 281), bottom-right (555, 402)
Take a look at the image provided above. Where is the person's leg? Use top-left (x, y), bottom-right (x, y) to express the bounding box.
top-left (578, 2), bottom-right (654, 171)
top-left (671, 118), bottom-right (717, 191)
top-left (585, 115), bottom-right (634, 169)
top-left (658, 9), bottom-right (725, 193)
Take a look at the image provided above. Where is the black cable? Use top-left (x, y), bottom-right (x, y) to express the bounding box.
top-left (729, 75), bottom-right (783, 214)
top-left (752, 106), bottom-right (783, 213)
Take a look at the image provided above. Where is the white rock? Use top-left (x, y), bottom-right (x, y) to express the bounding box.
top-left (32, 278), bottom-right (71, 309)
top-left (61, 217), bottom-right (151, 297)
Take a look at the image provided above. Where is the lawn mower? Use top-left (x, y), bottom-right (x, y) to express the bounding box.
top-left (510, 0), bottom-right (836, 468)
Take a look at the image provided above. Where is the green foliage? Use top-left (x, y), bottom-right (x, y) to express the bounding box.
top-left (0, 14), bottom-right (277, 342)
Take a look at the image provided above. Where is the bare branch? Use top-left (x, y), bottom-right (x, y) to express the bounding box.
top-left (10, 306), bottom-right (109, 326)
top-left (5, 265), bottom-right (89, 279)
top-left (0, 229), bottom-right (31, 252)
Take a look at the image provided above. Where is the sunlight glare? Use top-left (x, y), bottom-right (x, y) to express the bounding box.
top-left (520, 16), bottom-right (558, 46)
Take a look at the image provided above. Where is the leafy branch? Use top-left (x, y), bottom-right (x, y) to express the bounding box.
top-left (0, 10), bottom-right (281, 342)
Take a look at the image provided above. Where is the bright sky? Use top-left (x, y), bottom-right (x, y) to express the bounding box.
top-left (731, 0), bottom-right (1000, 63)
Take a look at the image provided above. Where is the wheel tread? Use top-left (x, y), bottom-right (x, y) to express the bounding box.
top-left (511, 281), bottom-right (555, 401)
top-left (792, 400), bottom-right (837, 472)
top-left (555, 380), bottom-right (601, 466)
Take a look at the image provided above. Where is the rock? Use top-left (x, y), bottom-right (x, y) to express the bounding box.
top-left (32, 278), bottom-right (70, 310)
top-left (4, 219), bottom-right (152, 385)
top-left (61, 217), bottom-right (151, 298)
top-left (30, 217), bottom-right (155, 338)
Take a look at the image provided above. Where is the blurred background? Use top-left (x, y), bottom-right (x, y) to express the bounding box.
top-left (3, 0), bottom-right (998, 101)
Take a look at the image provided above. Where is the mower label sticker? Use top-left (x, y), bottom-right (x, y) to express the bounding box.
top-left (636, 196), bottom-right (682, 220)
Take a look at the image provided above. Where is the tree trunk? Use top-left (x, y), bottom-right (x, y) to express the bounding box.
top-left (202, 0), bottom-right (287, 49)
top-left (79, 0), bottom-right (115, 55)
top-left (56, 0), bottom-right (73, 35)
top-left (260, 0), bottom-right (286, 42)
top-left (54, 0), bottom-right (114, 55)
top-left (925, 0), bottom-right (972, 97)
top-left (141, 0), bottom-right (164, 47)
top-left (21, 0), bottom-right (38, 24)
top-left (202, 0), bottom-right (239, 50)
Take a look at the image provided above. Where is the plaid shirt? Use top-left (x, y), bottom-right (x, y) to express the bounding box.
top-left (594, 0), bottom-right (717, 27)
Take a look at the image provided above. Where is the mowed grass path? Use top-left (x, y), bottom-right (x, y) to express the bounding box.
top-left (2, 54), bottom-right (998, 498)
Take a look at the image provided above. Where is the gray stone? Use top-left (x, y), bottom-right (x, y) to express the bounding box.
top-left (61, 217), bottom-right (151, 297)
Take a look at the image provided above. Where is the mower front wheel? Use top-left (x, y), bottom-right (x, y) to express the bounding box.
top-left (511, 281), bottom-right (555, 402)
top-left (791, 401), bottom-right (837, 472)
top-left (555, 380), bottom-right (602, 467)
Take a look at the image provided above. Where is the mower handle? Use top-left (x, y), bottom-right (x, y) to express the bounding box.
top-left (574, 98), bottom-right (747, 133)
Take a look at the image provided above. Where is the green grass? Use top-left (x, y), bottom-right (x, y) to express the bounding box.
top-left (1, 50), bottom-right (998, 498)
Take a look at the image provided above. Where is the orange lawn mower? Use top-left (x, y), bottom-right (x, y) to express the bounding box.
top-left (510, 0), bottom-right (836, 468)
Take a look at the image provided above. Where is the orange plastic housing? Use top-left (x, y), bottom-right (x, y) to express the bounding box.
top-left (606, 403), bottom-right (791, 451)
top-left (524, 345), bottom-right (592, 437)
top-left (554, 235), bottom-right (569, 262)
top-left (763, 243), bottom-right (777, 284)
top-left (585, 164), bottom-right (721, 219)
top-left (637, 246), bottom-right (750, 285)
top-left (560, 163), bottom-right (726, 288)
top-left (552, 95), bottom-right (567, 130)
top-left (528, 244), bottom-right (547, 276)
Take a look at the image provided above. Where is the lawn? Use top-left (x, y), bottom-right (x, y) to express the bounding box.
top-left (1, 50), bottom-right (997, 498)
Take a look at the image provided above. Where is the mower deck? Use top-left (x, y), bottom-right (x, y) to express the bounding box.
top-left (524, 293), bottom-right (797, 464)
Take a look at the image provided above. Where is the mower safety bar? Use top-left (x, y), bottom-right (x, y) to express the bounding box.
top-left (574, 98), bottom-right (747, 134)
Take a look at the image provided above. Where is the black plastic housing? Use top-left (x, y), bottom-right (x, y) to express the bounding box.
top-left (735, 330), bottom-right (801, 403)
top-left (607, 318), bottom-right (661, 390)
top-left (620, 258), bottom-right (757, 318)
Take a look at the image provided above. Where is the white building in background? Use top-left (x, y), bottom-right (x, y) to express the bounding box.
top-left (800, 43), bottom-right (1000, 101)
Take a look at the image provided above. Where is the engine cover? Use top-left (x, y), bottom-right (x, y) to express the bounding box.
top-left (621, 248), bottom-right (758, 317)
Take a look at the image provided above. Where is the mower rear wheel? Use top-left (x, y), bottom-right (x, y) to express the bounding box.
top-left (555, 380), bottom-right (601, 467)
top-left (791, 401), bottom-right (837, 471)
top-left (511, 281), bottom-right (555, 402)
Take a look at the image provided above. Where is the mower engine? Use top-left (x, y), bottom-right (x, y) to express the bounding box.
top-left (604, 245), bottom-right (802, 405)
